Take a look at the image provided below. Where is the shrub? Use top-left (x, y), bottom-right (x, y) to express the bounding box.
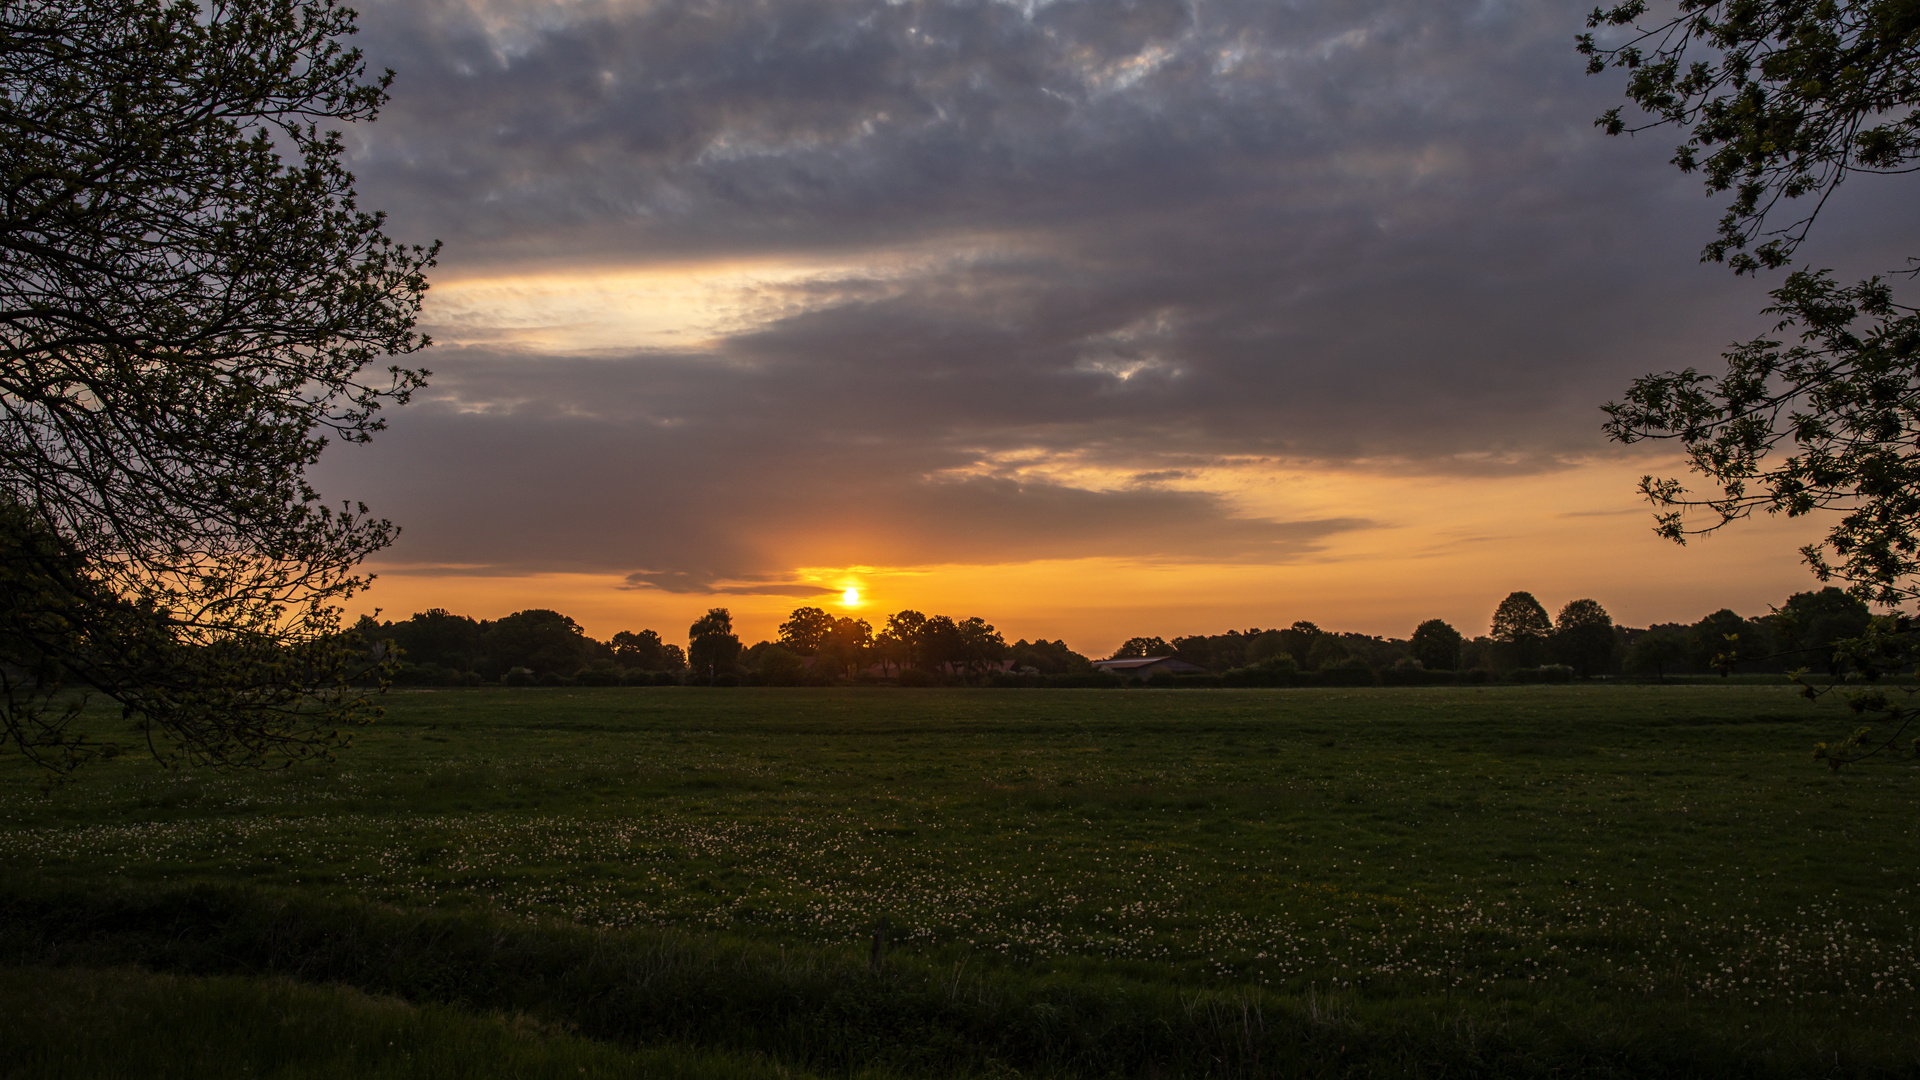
top-left (502, 668), bottom-right (534, 687)
top-left (574, 669), bottom-right (621, 687)
top-left (749, 644), bottom-right (809, 687)
top-left (1318, 658), bottom-right (1376, 686)
top-left (1053, 672), bottom-right (1126, 688)
top-left (1381, 666), bottom-right (1459, 687)
top-left (1218, 666), bottom-right (1292, 687)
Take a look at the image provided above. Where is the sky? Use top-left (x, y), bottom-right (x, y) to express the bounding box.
top-left (316, 0), bottom-right (1913, 657)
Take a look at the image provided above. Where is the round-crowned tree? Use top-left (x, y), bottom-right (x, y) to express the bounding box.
top-left (1551, 599), bottom-right (1617, 678)
top-left (1409, 619), bottom-right (1464, 671)
top-left (688, 608), bottom-right (743, 682)
top-left (1490, 592), bottom-right (1553, 669)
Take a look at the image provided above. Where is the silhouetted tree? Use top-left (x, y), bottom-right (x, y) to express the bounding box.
top-left (1109, 636), bottom-right (1171, 660)
top-left (610, 629), bottom-right (672, 670)
top-left (1690, 609), bottom-right (1753, 676)
top-left (1242, 630), bottom-right (1289, 667)
top-left (743, 641), bottom-right (808, 686)
top-left (918, 615), bottom-right (965, 672)
top-left (957, 617), bottom-right (1009, 677)
top-left (1623, 625), bottom-right (1691, 678)
top-left (1009, 639), bottom-right (1092, 674)
top-left (1776, 587), bottom-right (1872, 676)
top-left (1551, 599), bottom-right (1617, 678)
top-left (1490, 592), bottom-right (1553, 668)
top-left (1162, 629), bottom-right (1260, 671)
top-left (483, 610), bottom-right (600, 678)
top-left (1588, 1), bottom-right (1920, 606)
top-left (1409, 619), bottom-right (1463, 671)
top-left (1277, 622), bottom-right (1321, 666)
top-left (870, 628), bottom-right (909, 676)
top-left (687, 608), bottom-right (742, 683)
top-left (1305, 634), bottom-right (1350, 670)
top-left (778, 607), bottom-right (836, 654)
top-left (0, 0), bottom-right (436, 773)
top-left (816, 616), bottom-right (874, 679)
top-left (885, 610), bottom-right (928, 668)
top-left (387, 609), bottom-right (483, 672)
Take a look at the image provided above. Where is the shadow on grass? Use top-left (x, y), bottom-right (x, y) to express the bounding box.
top-left (0, 876), bottom-right (1892, 1079)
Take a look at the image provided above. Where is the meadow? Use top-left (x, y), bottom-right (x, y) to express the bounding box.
top-left (1, 684), bottom-right (1916, 1078)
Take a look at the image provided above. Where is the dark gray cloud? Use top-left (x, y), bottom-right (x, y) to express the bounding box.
top-left (319, 0), bottom-right (1915, 588)
top-left (358, 0), bottom-right (1680, 258)
top-left (321, 347), bottom-right (1373, 583)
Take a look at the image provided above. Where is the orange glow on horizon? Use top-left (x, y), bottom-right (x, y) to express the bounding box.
top-left (348, 456), bottom-right (1831, 659)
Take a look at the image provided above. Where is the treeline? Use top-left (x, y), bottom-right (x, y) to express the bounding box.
top-left (355, 605), bottom-right (1094, 687)
top-left (736, 607), bottom-right (1087, 686)
top-left (1121, 587), bottom-right (1873, 686)
top-left (354, 609), bottom-right (688, 687)
top-left (358, 585), bottom-right (1871, 688)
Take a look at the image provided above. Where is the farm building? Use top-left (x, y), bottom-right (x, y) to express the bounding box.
top-left (1090, 656), bottom-right (1206, 679)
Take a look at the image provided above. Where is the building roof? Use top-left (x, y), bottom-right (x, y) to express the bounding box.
top-left (1091, 656), bottom-right (1206, 674)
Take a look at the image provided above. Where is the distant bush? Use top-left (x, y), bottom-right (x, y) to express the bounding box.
top-left (394, 661), bottom-right (492, 687)
top-left (1218, 666), bottom-right (1291, 687)
top-left (1145, 673), bottom-right (1220, 689)
top-left (574, 669), bottom-right (621, 687)
top-left (1051, 672), bottom-right (1125, 688)
top-left (1318, 658), bottom-right (1376, 686)
top-left (751, 645), bottom-right (810, 687)
top-left (535, 671), bottom-right (568, 687)
top-left (1466, 667), bottom-right (1494, 684)
top-left (1510, 665), bottom-right (1575, 684)
top-left (981, 671), bottom-right (1125, 688)
top-left (502, 668), bottom-right (534, 687)
top-left (896, 669), bottom-right (946, 687)
top-left (1381, 667), bottom-right (1459, 687)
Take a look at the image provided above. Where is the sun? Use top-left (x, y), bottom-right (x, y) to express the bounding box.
top-left (842, 586), bottom-right (861, 607)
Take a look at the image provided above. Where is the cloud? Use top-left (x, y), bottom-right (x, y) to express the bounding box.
top-left (316, 0), bottom-right (1912, 591)
top-left (321, 355), bottom-right (1375, 587)
top-left (620, 570), bottom-right (844, 597)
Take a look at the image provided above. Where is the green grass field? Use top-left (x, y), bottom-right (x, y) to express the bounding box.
top-left (2, 685), bottom-right (1916, 1077)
